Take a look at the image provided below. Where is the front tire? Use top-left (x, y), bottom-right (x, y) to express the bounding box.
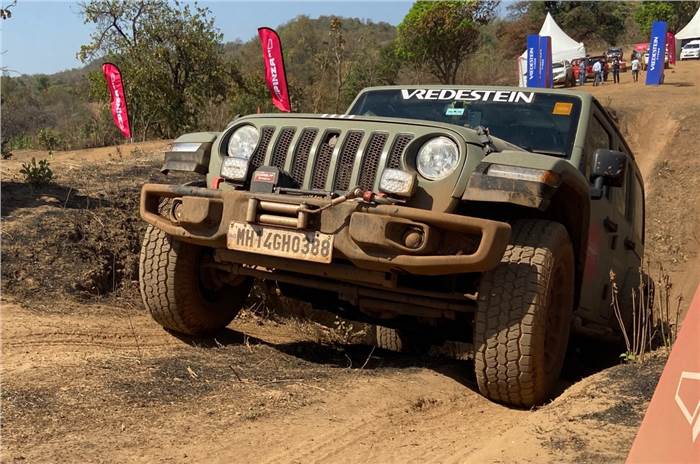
top-left (139, 225), bottom-right (252, 335)
top-left (474, 220), bottom-right (574, 407)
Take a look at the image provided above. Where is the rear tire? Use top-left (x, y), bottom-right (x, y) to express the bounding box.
top-left (375, 326), bottom-right (429, 354)
top-left (139, 225), bottom-right (252, 335)
top-left (474, 220), bottom-right (574, 407)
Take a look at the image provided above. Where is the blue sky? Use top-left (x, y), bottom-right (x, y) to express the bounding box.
top-left (1, 0), bottom-right (413, 75)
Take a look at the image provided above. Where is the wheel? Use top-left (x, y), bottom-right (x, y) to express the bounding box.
top-left (139, 225), bottom-right (252, 335)
top-left (474, 220), bottom-right (574, 407)
top-left (375, 326), bottom-right (429, 354)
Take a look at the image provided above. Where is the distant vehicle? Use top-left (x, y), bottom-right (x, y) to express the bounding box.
top-left (588, 55), bottom-right (610, 80)
top-left (643, 50), bottom-right (670, 70)
top-left (552, 60), bottom-right (576, 87)
top-left (575, 55), bottom-right (609, 79)
top-left (680, 40), bottom-right (700, 60)
top-left (606, 47), bottom-right (623, 60)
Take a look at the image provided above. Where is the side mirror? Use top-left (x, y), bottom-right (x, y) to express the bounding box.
top-left (590, 149), bottom-right (626, 199)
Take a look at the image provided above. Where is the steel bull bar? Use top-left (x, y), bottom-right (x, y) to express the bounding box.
top-left (140, 183), bottom-right (511, 276)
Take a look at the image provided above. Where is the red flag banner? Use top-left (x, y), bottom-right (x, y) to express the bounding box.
top-left (667, 32), bottom-right (676, 65)
top-left (101, 63), bottom-right (132, 138)
top-left (258, 27), bottom-right (292, 112)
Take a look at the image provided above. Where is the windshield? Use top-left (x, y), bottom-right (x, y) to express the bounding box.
top-left (348, 89), bottom-right (582, 157)
top-left (684, 44), bottom-right (699, 49)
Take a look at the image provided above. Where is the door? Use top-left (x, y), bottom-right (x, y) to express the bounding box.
top-left (578, 112), bottom-right (631, 326)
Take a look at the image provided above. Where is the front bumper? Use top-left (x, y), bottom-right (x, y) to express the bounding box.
top-left (140, 183), bottom-right (511, 276)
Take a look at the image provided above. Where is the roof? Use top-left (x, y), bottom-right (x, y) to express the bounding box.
top-left (677, 7), bottom-right (700, 40)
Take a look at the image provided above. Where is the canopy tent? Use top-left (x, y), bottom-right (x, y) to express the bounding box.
top-left (674, 7), bottom-right (700, 59)
top-left (517, 13), bottom-right (586, 87)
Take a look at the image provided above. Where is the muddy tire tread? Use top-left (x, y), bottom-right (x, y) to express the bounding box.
top-left (474, 220), bottom-right (573, 407)
top-left (139, 225), bottom-right (244, 335)
top-left (375, 326), bottom-right (405, 352)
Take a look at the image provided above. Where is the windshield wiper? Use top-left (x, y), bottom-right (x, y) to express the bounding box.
top-left (475, 126), bottom-right (498, 155)
top-left (525, 148), bottom-right (567, 157)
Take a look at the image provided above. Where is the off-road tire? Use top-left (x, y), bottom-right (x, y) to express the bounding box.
top-left (474, 220), bottom-right (574, 407)
top-left (139, 225), bottom-right (252, 335)
top-left (375, 326), bottom-right (428, 354)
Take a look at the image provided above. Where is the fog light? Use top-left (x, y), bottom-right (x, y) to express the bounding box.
top-left (379, 169), bottom-right (416, 197)
top-left (221, 157), bottom-right (249, 181)
top-left (403, 228), bottom-right (424, 249)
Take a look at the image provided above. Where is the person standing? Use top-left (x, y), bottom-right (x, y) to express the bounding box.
top-left (592, 60), bottom-right (602, 86)
top-left (612, 58), bottom-right (620, 84)
top-left (631, 56), bottom-right (640, 83)
top-left (602, 59), bottom-right (609, 82)
top-left (578, 56), bottom-right (588, 85)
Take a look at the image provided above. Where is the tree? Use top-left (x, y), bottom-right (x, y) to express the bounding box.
top-left (329, 17), bottom-right (346, 113)
top-left (396, 1), bottom-right (499, 84)
top-left (79, 0), bottom-right (232, 139)
top-left (1, 0), bottom-right (16, 20)
top-left (634, 1), bottom-right (700, 35)
top-left (517, 1), bottom-right (630, 45)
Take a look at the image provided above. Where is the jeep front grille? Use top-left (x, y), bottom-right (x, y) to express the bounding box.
top-left (253, 127), bottom-right (413, 192)
top-left (290, 128), bottom-right (317, 185)
top-left (271, 127), bottom-right (296, 169)
top-left (250, 126), bottom-right (275, 172)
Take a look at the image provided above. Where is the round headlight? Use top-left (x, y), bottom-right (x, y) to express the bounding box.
top-left (416, 136), bottom-right (460, 180)
top-left (227, 125), bottom-right (259, 159)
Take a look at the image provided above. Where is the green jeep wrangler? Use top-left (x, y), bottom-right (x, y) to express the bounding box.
top-left (139, 86), bottom-right (644, 407)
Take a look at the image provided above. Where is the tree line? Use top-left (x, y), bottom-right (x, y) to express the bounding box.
top-left (2, 0), bottom-right (698, 155)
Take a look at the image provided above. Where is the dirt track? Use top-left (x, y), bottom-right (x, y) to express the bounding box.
top-left (2, 61), bottom-right (699, 463)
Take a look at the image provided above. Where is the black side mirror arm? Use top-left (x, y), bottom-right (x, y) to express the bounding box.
top-left (590, 176), bottom-right (605, 199)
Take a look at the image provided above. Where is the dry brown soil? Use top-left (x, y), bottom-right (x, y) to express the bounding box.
top-left (1, 61), bottom-right (699, 463)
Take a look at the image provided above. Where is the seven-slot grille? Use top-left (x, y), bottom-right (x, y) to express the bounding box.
top-left (246, 127), bottom-right (415, 192)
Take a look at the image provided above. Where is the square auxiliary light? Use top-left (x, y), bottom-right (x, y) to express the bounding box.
top-left (379, 169), bottom-right (417, 198)
top-left (221, 157), bottom-right (249, 181)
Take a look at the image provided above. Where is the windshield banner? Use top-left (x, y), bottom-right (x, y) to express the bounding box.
top-left (258, 27), bottom-right (292, 112)
top-left (101, 63), bottom-right (131, 139)
top-left (646, 21), bottom-right (667, 86)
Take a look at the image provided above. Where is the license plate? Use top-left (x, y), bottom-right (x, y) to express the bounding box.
top-left (227, 222), bottom-right (333, 264)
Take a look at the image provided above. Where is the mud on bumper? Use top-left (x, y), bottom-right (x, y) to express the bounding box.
top-left (140, 183), bottom-right (511, 276)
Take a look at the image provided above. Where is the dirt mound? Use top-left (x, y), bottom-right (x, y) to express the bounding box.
top-left (469, 352), bottom-right (667, 463)
top-left (1, 147), bottom-right (197, 309)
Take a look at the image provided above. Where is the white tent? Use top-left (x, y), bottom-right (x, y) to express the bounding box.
top-left (517, 13), bottom-right (586, 87)
top-left (676, 7), bottom-right (700, 40)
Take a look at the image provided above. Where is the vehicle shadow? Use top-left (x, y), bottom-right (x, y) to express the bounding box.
top-left (0, 181), bottom-right (110, 217)
top-left (171, 326), bottom-right (480, 389)
top-left (173, 325), bottom-right (622, 407)
top-left (664, 81), bottom-right (694, 88)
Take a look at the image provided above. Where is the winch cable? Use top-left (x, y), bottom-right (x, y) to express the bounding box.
top-left (298, 187), bottom-right (401, 214)
top-left (298, 187), bottom-right (363, 214)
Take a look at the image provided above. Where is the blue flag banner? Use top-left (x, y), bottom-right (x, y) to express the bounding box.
top-left (646, 21), bottom-right (667, 86)
top-left (526, 34), bottom-right (540, 87)
top-left (539, 36), bottom-right (553, 88)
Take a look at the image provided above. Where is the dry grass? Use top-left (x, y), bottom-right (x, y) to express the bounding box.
top-left (610, 262), bottom-right (682, 363)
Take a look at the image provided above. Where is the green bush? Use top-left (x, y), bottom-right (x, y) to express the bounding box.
top-left (20, 158), bottom-right (53, 186)
top-left (36, 128), bottom-right (63, 151)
